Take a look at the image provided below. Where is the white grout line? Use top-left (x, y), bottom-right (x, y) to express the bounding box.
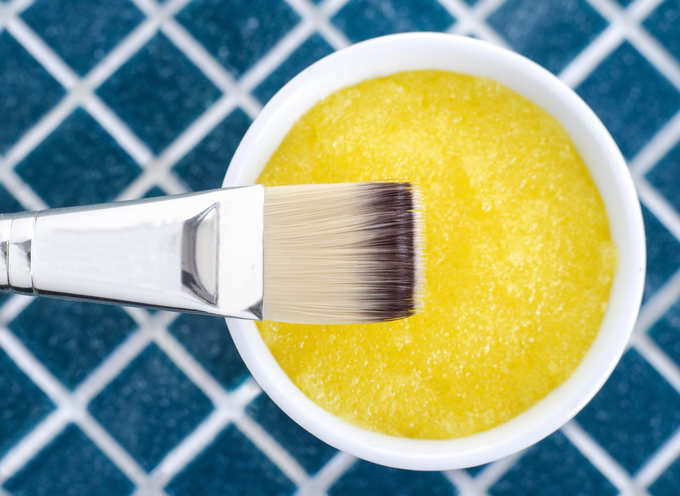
top-left (158, 171), bottom-right (190, 195)
top-left (585, 0), bottom-right (680, 91)
top-left (445, 0), bottom-right (511, 48)
top-left (5, 16), bottom-right (78, 89)
top-left (152, 327), bottom-right (235, 406)
top-left (159, 19), bottom-right (261, 118)
top-left (630, 110), bottom-right (680, 177)
top-left (0, 170), bottom-right (48, 211)
top-left (77, 411), bottom-right (151, 488)
top-left (0, 0), bottom-right (34, 30)
top-left (148, 409), bottom-right (231, 490)
top-left (0, 13), bottom-right (157, 176)
top-left (444, 469), bottom-right (485, 496)
top-left (0, 294), bottom-right (35, 323)
top-left (115, 93), bottom-right (239, 200)
top-left (313, 0), bottom-right (352, 49)
top-left (636, 428), bottom-right (680, 488)
top-left (81, 96), bottom-right (154, 166)
top-left (71, 330), bottom-right (152, 405)
top-left (0, 410), bottom-right (68, 483)
top-left (637, 178), bottom-right (680, 241)
top-left (238, 20), bottom-right (315, 93)
top-left (474, 452), bottom-right (523, 492)
top-left (235, 414), bottom-right (310, 487)
top-left (632, 333), bottom-right (680, 394)
top-left (627, 23), bottom-right (680, 92)
top-left (633, 269), bottom-right (680, 338)
top-left (0, 93), bottom-right (79, 175)
top-left (297, 451), bottom-right (355, 495)
top-left (561, 421), bottom-right (640, 493)
top-left (0, 324), bottom-right (151, 486)
top-left (559, 25), bottom-right (624, 88)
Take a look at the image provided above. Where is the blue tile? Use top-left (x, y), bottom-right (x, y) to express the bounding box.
top-left (97, 34), bottom-right (221, 154)
top-left (487, 0), bottom-right (606, 74)
top-left (0, 348), bottom-right (53, 456)
top-left (176, 0), bottom-right (300, 78)
top-left (644, 0), bottom-right (680, 61)
top-left (254, 34), bottom-right (334, 104)
top-left (649, 297), bottom-right (680, 367)
top-left (3, 424), bottom-right (133, 496)
top-left (577, 349), bottom-right (680, 474)
top-left (9, 299), bottom-right (137, 389)
top-left (168, 314), bottom-right (249, 390)
top-left (465, 464), bottom-right (489, 476)
top-left (142, 185), bottom-right (167, 198)
top-left (15, 108), bottom-right (141, 207)
top-left (246, 393), bottom-right (337, 474)
top-left (329, 461), bottom-right (456, 496)
top-left (0, 183), bottom-right (23, 213)
top-left (0, 31), bottom-right (64, 153)
top-left (21, 0), bottom-right (143, 76)
top-left (173, 108), bottom-right (251, 191)
top-left (642, 205), bottom-right (680, 302)
top-left (650, 455), bottom-right (680, 495)
top-left (332, 0), bottom-right (455, 43)
top-left (614, 0), bottom-right (634, 6)
top-left (89, 344), bottom-right (213, 471)
top-left (166, 424), bottom-right (295, 496)
top-left (646, 142), bottom-right (680, 216)
top-left (489, 431), bottom-right (616, 496)
top-left (576, 42), bottom-right (680, 160)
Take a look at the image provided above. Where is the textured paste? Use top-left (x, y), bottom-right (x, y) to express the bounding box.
top-left (257, 71), bottom-right (617, 439)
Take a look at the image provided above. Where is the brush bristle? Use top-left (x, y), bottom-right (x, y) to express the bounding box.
top-left (263, 182), bottom-right (422, 324)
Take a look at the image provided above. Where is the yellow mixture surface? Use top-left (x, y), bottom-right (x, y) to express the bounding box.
top-left (257, 71), bottom-right (617, 439)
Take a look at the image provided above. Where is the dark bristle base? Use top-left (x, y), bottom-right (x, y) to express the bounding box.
top-left (361, 182), bottom-right (420, 322)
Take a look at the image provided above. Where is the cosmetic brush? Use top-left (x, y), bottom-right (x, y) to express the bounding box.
top-left (0, 183), bottom-right (421, 324)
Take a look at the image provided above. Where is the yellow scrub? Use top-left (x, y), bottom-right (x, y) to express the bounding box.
top-left (257, 71), bottom-right (617, 439)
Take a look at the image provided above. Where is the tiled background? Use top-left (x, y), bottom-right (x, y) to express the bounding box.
top-left (0, 0), bottom-right (679, 494)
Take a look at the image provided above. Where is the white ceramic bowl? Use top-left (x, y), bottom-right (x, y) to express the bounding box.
top-left (223, 33), bottom-right (646, 470)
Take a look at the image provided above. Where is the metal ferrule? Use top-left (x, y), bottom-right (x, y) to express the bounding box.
top-left (0, 186), bottom-right (264, 320)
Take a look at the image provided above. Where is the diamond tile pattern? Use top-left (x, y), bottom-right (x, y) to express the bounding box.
top-left (2, 0), bottom-right (680, 494)
top-left (0, 349), bottom-right (53, 456)
top-left (646, 142), bottom-right (680, 214)
top-left (641, 205), bottom-right (680, 302)
top-left (97, 33), bottom-right (222, 154)
top-left (649, 297), bottom-right (680, 368)
top-left (489, 432), bottom-right (617, 495)
top-left (246, 393), bottom-right (337, 474)
top-left (577, 350), bottom-right (680, 474)
top-left (649, 455), bottom-right (680, 496)
top-left (329, 461), bottom-right (456, 495)
top-left (644, 0), bottom-right (680, 61)
top-left (21, 0), bottom-right (143, 76)
top-left (254, 33), bottom-right (334, 104)
top-left (332, 0), bottom-right (455, 43)
top-left (3, 424), bottom-right (133, 496)
top-left (173, 108), bottom-right (252, 191)
top-left (576, 41), bottom-right (680, 160)
top-left (9, 299), bottom-right (137, 389)
top-left (166, 424), bottom-right (295, 496)
top-left (89, 344), bottom-right (213, 471)
top-left (176, 0), bottom-right (300, 78)
top-left (487, 0), bottom-right (606, 74)
top-left (15, 108), bottom-right (141, 207)
top-left (168, 314), bottom-right (250, 390)
top-left (0, 31), bottom-right (64, 153)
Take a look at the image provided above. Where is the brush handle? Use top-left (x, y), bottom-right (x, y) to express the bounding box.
top-left (0, 187), bottom-right (264, 319)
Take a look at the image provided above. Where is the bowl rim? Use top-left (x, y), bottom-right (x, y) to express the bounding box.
top-left (223, 32), bottom-right (646, 470)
